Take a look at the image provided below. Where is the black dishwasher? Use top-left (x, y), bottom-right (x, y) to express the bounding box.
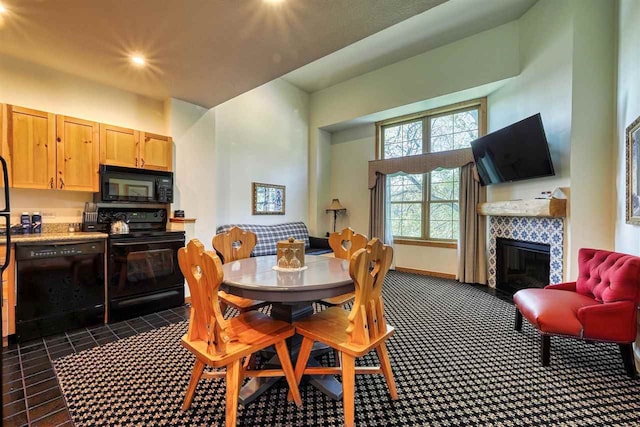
top-left (16, 240), bottom-right (105, 342)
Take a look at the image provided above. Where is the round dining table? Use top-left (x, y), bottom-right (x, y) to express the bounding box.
top-left (220, 254), bottom-right (353, 405)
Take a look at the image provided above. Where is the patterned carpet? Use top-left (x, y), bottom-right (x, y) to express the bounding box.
top-left (53, 272), bottom-right (640, 426)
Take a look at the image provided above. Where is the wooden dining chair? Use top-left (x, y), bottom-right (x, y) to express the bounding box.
top-left (291, 238), bottom-right (398, 427)
top-left (212, 226), bottom-right (269, 314)
top-left (178, 239), bottom-right (302, 426)
top-left (319, 227), bottom-right (368, 307)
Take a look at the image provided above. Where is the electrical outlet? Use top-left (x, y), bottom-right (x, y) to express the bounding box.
top-left (42, 211), bottom-right (56, 218)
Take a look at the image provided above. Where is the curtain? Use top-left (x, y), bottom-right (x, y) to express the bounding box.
top-left (368, 148), bottom-right (474, 189)
top-left (457, 163), bottom-right (487, 285)
top-left (369, 172), bottom-right (386, 242)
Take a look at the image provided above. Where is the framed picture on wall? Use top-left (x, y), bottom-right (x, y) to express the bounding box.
top-left (252, 182), bottom-right (286, 215)
top-left (626, 114), bottom-right (640, 225)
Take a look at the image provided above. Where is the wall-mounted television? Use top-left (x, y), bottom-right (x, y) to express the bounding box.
top-left (471, 113), bottom-right (555, 186)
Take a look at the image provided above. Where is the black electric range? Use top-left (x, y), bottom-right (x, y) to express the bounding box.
top-left (94, 207), bottom-right (185, 322)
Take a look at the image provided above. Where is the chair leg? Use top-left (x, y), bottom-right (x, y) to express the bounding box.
top-left (619, 343), bottom-right (638, 379)
top-left (375, 342), bottom-right (398, 400)
top-left (288, 337), bottom-right (314, 401)
top-left (514, 309), bottom-right (523, 332)
top-left (225, 359), bottom-right (242, 427)
top-left (540, 334), bottom-right (550, 366)
top-left (342, 353), bottom-right (356, 427)
top-left (275, 340), bottom-right (302, 407)
top-left (182, 359), bottom-right (205, 411)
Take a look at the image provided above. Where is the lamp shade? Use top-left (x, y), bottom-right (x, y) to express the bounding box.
top-left (326, 198), bottom-right (346, 212)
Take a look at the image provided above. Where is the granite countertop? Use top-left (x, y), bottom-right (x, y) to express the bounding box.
top-left (9, 232), bottom-right (109, 243)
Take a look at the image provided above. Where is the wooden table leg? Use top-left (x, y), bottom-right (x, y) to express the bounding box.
top-left (238, 302), bottom-right (344, 405)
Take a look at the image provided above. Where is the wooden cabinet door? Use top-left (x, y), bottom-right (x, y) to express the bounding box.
top-left (100, 124), bottom-right (139, 168)
top-left (56, 115), bottom-right (99, 191)
top-left (140, 132), bottom-right (172, 171)
top-left (7, 106), bottom-right (56, 189)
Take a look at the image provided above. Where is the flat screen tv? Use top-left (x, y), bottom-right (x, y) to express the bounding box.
top-left (471, 113), bottom-right (555, 186)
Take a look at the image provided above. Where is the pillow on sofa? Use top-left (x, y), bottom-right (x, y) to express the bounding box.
top-left (215, 222), bottom-right (310, 257)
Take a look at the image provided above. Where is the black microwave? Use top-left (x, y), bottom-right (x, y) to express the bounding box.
top-left (99, 165), bottom-right (173, 203)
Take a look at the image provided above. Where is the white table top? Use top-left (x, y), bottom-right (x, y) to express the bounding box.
top-left (221, 255), bottom-right (353, 303)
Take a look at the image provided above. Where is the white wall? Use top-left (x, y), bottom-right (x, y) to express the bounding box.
top-left (0, 54), bottom-right (165, 133)
top-left (487, 0), bottom-right (573, 202)
top-left (310, 21), bottom-right (522, 238)
top-left (614, 0), bottom-right (640, 368)
top-left (615, 0), bottom-right (640, 256)
top-left (487, 0), bottom-right (575, 278)
top-left (167, 98), bottom-right (216, 244)
top-left (214, 79), bottom-right (310, 226)
top-left (0, 53), bottom-right (167, 224)
top-left (330, 125), bottom-right (375, 235)
top-left (489, 0), bottom-right (616, 280)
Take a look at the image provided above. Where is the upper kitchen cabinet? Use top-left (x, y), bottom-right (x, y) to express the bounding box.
top-left (100, 124), bottom-right (140, 168)
top-left (56, 115), bottom-right (99, 192)
top-left (140, 132), bottom-right (172, 172)
top-left (5, 105), bottom-right (56, 189)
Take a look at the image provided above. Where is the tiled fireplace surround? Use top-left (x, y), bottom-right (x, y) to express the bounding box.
top-left (488, 216), bottom-right (565, 288)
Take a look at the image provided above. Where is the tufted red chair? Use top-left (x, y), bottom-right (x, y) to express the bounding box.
top-left (513, 248), bottom-right (640, 378)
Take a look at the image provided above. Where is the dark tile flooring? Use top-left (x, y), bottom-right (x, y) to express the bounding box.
top-left (2, 305), bottom-right (191, 427)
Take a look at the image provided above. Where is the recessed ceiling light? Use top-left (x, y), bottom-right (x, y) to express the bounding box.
top-left (0, 4), bottom-right (7, 14)
top-left (131, 55), bottom-right (146, 66)
top-left (264, 0), bottom-right (285, 4)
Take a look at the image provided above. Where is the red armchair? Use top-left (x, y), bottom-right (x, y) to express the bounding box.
top-left (513, 248), bottom-right (640, 378)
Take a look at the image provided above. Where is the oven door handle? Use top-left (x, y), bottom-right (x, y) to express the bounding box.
top-left (110, 238), bottom-right (185, 246)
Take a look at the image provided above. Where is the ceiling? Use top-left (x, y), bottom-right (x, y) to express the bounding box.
top-left (283, 0), bottom-right (537, 93)
top-left (0, 0), bottom-right (447, 108)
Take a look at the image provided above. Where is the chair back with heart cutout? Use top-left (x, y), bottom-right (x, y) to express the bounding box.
top-left (346, 238), bottom-right (393, 346)
top-left (178, 239), bottom-right (230, 356)
top-left (213, 226), bottom-right (257, 264)
top-left (329, 227), bottom-right (368, 260)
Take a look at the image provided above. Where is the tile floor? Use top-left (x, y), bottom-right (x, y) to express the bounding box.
top-left (2, 305), bottom-right (191, 427)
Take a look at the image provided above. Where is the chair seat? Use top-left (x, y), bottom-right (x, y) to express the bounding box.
top-left (218, 290), bottom-right (268, 312)
top-left (513, 289), bottom-right (600, 337)
top-left (182, 311), bottom-right (294, 366)
top-left (294, 307), bottom-right (395, 357)
top-left (320, 291), bottom-right (355, 306)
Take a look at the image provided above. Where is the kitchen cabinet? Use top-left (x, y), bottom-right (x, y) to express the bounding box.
top-left (5, 106), bottom-right (56, 189)
top-left (140, 132), bottom-right (172, 172)
top-left (101, 127), bottom-right (172, 172)
top-left (2, 245), bottom-right (15, 346)
top-left (100, 123), bottom-right (139, 168)
top-left (56, 115), bottom-right (100, 192)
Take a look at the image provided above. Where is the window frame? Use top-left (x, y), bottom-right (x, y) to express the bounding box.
top-left (377, 98), bottom-right (487, 244)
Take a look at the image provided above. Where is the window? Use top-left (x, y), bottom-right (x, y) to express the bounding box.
top-left (378, 100), bottom-right (485, 242)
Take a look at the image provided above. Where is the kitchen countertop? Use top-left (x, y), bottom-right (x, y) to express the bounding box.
top-left (8, 232), bottom-right (109, 243)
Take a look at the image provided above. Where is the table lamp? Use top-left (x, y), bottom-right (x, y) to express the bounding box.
top-left (326, 199), bottom-right (347, 233)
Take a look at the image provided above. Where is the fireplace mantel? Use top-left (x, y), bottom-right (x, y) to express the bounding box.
top-left (477, 198), bottom-right (566, 218)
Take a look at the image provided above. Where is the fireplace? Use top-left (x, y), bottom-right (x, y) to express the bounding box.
top-left (487, 216), bottom-right (564, 289)
top-left (496, 238), bottom-right (550, 295)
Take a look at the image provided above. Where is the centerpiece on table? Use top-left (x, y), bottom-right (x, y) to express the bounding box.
top-left (273, 237), bottom-right (307, 271)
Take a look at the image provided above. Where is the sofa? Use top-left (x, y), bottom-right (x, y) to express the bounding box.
top-left (215, 222), bottom-right (332, 256)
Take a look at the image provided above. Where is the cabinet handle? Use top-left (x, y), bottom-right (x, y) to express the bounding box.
top-left (59, 178), bottom-right (65, 189)
top-left (85, 140), bottom-right (91, 144)
top-left (135, 158), bottom-right (138, 167)
top-left (141, 158), bottom-right (145, 167)
top-left (50, 177), bottom-right (54, 189)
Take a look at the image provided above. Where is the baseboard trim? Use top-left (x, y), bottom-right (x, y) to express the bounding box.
top-left (395, 266), bottom-right (456, 280)
top-left (185, 296), bottom-right (191, 304)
